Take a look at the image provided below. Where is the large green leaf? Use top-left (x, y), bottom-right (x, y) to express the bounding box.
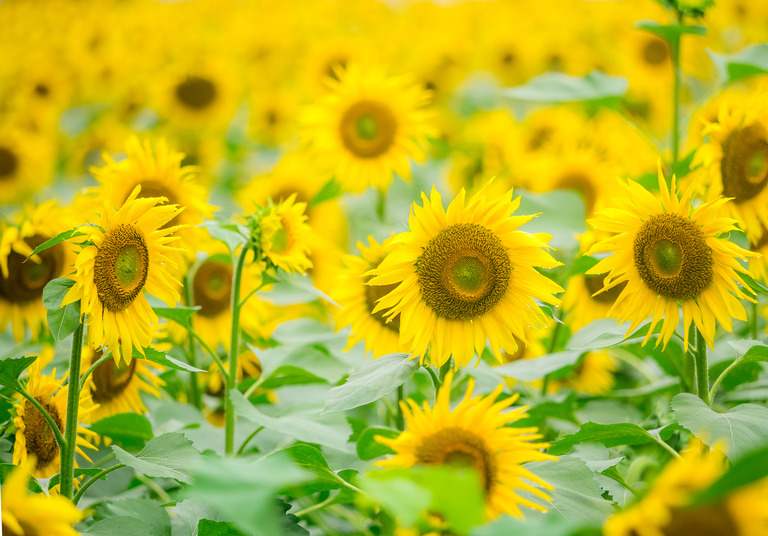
top-left (90, 413), bottom-right (154, 448)
top-left (493, 351), bottom-right (581, 382)
top-left (672, 393), bottom-right (768, 459)
top-left (503, 71), bottom-right (627, 103)
top-left (0, 355), bottom-right (37, 387)
top-left (356, 427), bottom-right (398, 461)
top-left (42, 277), bottom-right (76, 308)
top-left (567, 318), bottom-right (652, 351)
top-left (153, 305), bottom-right (201, 328)
top-left (550, 422), bottom-right (660, 455)
top-left (136, 346), bottom-right (206, 373)
top-left (81, 517), bottom-right (156, 535)
top-left (709, 44), bottom-right (768, 84)
top-left (323, 353), bottom-right (419, 414)
top-left (112, 432), bottom-right (201, 484)
top-left (25, 229), bottom-right (84, 261)
top-left (277, 444), bottom-right (348, 494)
top-left (47, 299), bottom-right (81, 341)
top-left (95, 498), bottom-right (171, 536)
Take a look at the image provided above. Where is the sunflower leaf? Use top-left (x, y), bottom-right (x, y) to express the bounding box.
top-left (153, 305), bottom-right (201, 328)
top-left (635, 21), bottom-right (706, 43)
top-left (322, 353), bottom-right (419, 414)
top-left (24, 229), bottom-right (83, 262)
top-left (709, 44), bottom-right (768, 84)
top-left (739, 272), bottom-right (768, 296)
top-left (502, 71), bottom-right (628, 103)
top-left (310, 178), bottom-right (342, 206)
top-left (47, 299), bottom-right (81, 342)
top-left (356, 427), bottom-right (398, 461)
top-left (137, 346), bottom-right (206, 373)
top-left (0, 355), bottom-right (37, 387)
top-left (549, 422), bottom-right (658, 455)
top-left (81, 517), bottom-right (157, 536)
top-left (42, 277), bottom-right (75, 309)
top-left (112, 432), bottom-right (201, 484)
top-left (48, 468), bottom-right (104, 489)
top-left (493, 350), bottom-right (582, 382)
top-left (275, 444), bottom-right (348, 495)
top-left (90, 413), bottom-right (154, 448)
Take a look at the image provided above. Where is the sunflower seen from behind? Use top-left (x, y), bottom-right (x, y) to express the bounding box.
top-left (376, 372), bottom-right (555, 520)
top-left (369, 182), bottom-right (563, 369)
top-left (63, 185), bottom-right (184, 365)
top-left (586, 166), bottom-right (756, 350)
top-left (301, 63), bottom-right (435, 193)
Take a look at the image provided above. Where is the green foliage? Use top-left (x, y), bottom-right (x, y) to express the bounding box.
top-left (356, 427), bottom-right (398, 460)
top-left (24, 228), bottom-right (84, 261)
top-left (112, 432), bottom-right (201, 484)
top-left (0, 355), bottom-right (37, 387)
top-left (89, 414), bottom-right (154, 448)
top-left (550, 422), bottom-right (666, 455)
top-left (494, 351), bottom-right (581, 382)
top-left (691, 443), bottom-right (768, 506)
top-left (502, 71), bottom-right (628, 104)
top-left (135, 346), bottom-right (206, 373)
top-left (43, 277), bottom-right (81, 341)
top-left (710, 44), bottom-right (768, 84)
top-left (153, 305), bottom-right (201, 329)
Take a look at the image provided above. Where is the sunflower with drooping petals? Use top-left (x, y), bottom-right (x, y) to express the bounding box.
top-left (300, 63), bottom-right (435, 193)
top-left (258, 194), bottom-right (313, 275)
top-left (63, 185), bottom-right (184, 365)
top-left (12, 361), bottom-right (97, 481)
top-left (370, 182), bottom-right (563, 369)
top-left (587, 166), bottom-right (756, 351)
top-left (1, 457), bottom-right (83, 536)
top-left (376, 372), bottom-right (556, 520)
top-left (332, 235), bottom-right (411, 358)
top-left (0, 201), bottom-right (77, 342)
top-left (604, 441), bottom-right (768, 536)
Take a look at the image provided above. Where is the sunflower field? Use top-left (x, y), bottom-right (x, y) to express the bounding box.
top-left (3, 0), bottom-right (768, 534)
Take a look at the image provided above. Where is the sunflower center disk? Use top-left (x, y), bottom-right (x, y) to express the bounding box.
top-left (270, 226), bottom-right (290, 254)
top-left (94, 224), bottom-right (150, 312)
top-left (633, 213), bottom-right (713, 301)
top-left (661, 502), bottom-right (738, 536)
top-left (92, 356), bottom-right (137, 403)
top-left (340, 99), bottom-right (397, 158)
top-left (22, 397), bottom-right (62, 467)
top-left (0, 234), bottom-right (63, 304)
top-left (721, 122), bottom-right (768, 203)
top-left (364, 280), bottom-right (401, 333)
top-left (193, 260), bottom-right (233, 318)
top-left (642, 37), bottom-right (669, 65)
top-left (418, 223), bottom-right (511, 321)
top-left (416, 427), bottom-right (497, 493)
top-left (0, 146), bottom-right (18, 179)
top-left (175, 75), bottom-right (217, 110)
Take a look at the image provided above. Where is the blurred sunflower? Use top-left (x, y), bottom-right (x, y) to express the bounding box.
top-left (258, 194), bottom-right (313, 275)
top-left (63, 186), bottom-right (183, 365)
top-left (587, 167), bottom-right (756, 350)
top-left (0, 124), bottom-right (54, 205)
top-left (550, 351), bottom-right (617, 395)
top-left (1, 457), bottom-right (83, 536)
top-left (0, 202), bottom-right (76, 342)
top-left (12, 362), bottom-right (97, 480)
top-left (370, 182), bottom-right (562, 369)
top-left (333, 235), bottom-right (410, 358)
top-left (604, 441), bottom-right (768, 536)
top-left (301, 63), bottom-right (435, 193)
top-left (376, 372), bottom-right (555, 519)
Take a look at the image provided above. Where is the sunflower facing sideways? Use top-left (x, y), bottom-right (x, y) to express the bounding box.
top-left (63, 186), bottom-right (184, 365)
top-left (586, 166), bottom-right (756, 350)
top-left (369, 182), bottom-right (563, 369)
top-left (376, 372), bottom-right (555, 520)
top-left (300, 63), bottom-right (435, 193)
top-left (257, 194), bottom-right (313, 275)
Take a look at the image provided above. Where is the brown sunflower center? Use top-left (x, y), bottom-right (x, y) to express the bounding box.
top-left (175, 76), bottom-right (217, 110)
top-left (340, 100), bottom-right (397, 159)
top-left (557, 171), bottom-right (597, 215)
top-left (417, 223), bottom-right (511, 321)
top-left (633, 213), bottom-right (713, 301)
top-left (584, 273), bottom-right (627, 304)
top-left (365, 279), bottom-right (401, 333)
top-left (94, 224), bottom-right (150, 312)
top-left (642, 37), bottom-right (669, 65)
top-left (721, 123), bottom-right (768, 204)
top-left (0, 146), bottom-right (19, 180)
top-left (22, 397), bottom-right (63, 468)
top-left (91, 354), bottom-right (138, 403)
top-left (127, 180), bottom-right (181, 229)
top-left (0, 234), bottom-right (64, 304)
top-left (660, 501), bottom-right (739, 536)
top-left (34, 83), bottom-right (50, 98)
top-left (193, 260), bottom-right (232, 318)
top-left (416, 427), bottom-right (497, 493)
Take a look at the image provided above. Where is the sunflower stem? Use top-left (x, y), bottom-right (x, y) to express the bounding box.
top-left (693, 328), bottom-right (709, 404)
top-left (183, 274), bottom-right (202, 410)
top-left (225, 245), bottom-right (249, 455)
top-left (671, 9), bottom-right (683, 169)
top-left (188, 328), bottom-right (229, 382)
top-left (708, 356), bottom-right (744, 405)
top-left (395, 384), bottom-right (405, 431)
top-left (751, 300), bottom-right (759, 340)
top-left (236, 426), bottom-right (264, 455)
top-left (78, 352), bottom-right (113, 392)
top-left (72, 463), bottom-right (125, 505)
top-left (425, 365), bottom-right (441, 392)
top-left (60, 320), bottom-right (84, 500)
top-left (376, 187), bottom-right (386, 222)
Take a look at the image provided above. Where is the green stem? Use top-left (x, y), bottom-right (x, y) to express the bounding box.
top-left (395, 384), bottom-right (405, 431)
top-left (188, 328), bottom-right (228, 381)
top-left (137, 473), bottom-right (173, 504)
top-left (376, 188), bottom-right (386, 222)
top-left (425, 366), bottom-right (441, 392)
top-left (236, 426), bottom-right (264, 455)
top-left (73, 463), bottom-right (125, 505)
top-left (16, 385), bottom-right (66, 451)
top-left (709, 356), bottom-right (743, 404)
top-left (90, 452), bottom-right (116, 468)
top-left (183, 275), bottom-right (202, 410)
top-left (751, 300), bottom-right (759, 340)
top-left (542, 319), bottom-right (563, 395)
top-left (671, 10), bottom-right (683, 169)
top-left (295, 495), bottom-right (336, 517)
top-left (60, 321), bottom-right (85, 500)
top-left (79, 352), bottom-right (113, 392)
top-left (652, 435), bottom-right (682, 459)
top-left (694, 328), bottom-right (709, 404)
top-left (225, 246), bottom-right (249, 455)
top-left (438, 359), bottom-right (452, 383)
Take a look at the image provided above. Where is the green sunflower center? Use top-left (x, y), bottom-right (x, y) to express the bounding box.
top-left (23, 397), bottom-right (63, 469)
top-left (415, 427), bottom-right (497, 493)
top-left (633, 213), bottom-right (713, 301)
top-left (340, 99), bottom-right (397, 159)
top-left (417, 223), bottom-right (511, 321)
top-left (721, 122), bottom-right (768, 203)
top-left (193, 260), bottom-right (233, 318)
top-left (0, 234), bottom-right (63, 304)
top-left (364, 278), bottom-right (401, 333)
top-left (642, 37), bottom-right (669, 65)
top-left (270, 226), bottom-right (289, 254)
top-left (660, 501), bottom-right (738, 536)
top-left (175, 75), bottom-right (217, 110)
top-left (0, 146), bottom-right (19, 180)
top-left (92, 354), bottom-right (138, 403)
top-left (584, 273), bottom-right (627, 304)
top-left (94, 224), bottom-right (150, 312)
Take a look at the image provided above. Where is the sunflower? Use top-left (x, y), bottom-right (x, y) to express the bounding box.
top-left (549, 351), bottom-right (617, 395)
top-left (80, 345), bottom-right (164, 422)
top-left (692, 88), bottom-right (768, 244)
top-left (12, 362), bottom-right (97, 480)
top-left (91, 137), bottom-right (215, 260)
top-left (562, 272), bottom-right (627, 332)
top-left (258, 194), bottom-right (313, 275)
top-left (300, 63), bottom-right (435, 193)
top-left (376, 372), bottom-right (555, 520)
top-left (0, 202), bottom-right (77, 342)
top-left (332, 235), bottom-right (411, 358)
top-left (586, 167), bottom-right (756, 350)
top-left (369, 182), bottom-right (563, 369)
top-left (1, 457), bottom-right (83, 536)
top-left (62, 185), bottom-right (184, 365)
top-left (0, 123), bottom-right (55, 205)
top-left (604, 441), bottom-right (768, 536)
